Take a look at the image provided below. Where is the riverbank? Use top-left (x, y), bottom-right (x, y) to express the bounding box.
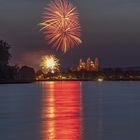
top-left (1, 74), bottom-right (139, 84)
top-left (0, 80), bottom-right (34, 84)
top-left (0, 78), bottom-right (140, 84)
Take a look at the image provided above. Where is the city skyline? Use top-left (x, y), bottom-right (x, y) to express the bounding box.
top-left (0, 0), bottom-right (140, 70)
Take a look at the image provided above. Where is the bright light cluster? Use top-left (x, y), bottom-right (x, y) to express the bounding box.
top-left (40, 55), bottom-right (60, 73)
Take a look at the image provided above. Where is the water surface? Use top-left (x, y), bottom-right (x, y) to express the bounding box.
top-left (0, 81), bottom-right (140, 140)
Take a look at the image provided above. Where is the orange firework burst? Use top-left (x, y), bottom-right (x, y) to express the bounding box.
top-left (40, 0), bottom-right (82, 53)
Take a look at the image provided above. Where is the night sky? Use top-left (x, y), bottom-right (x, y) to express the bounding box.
top-left (0, 0), bottom-right (140, 70)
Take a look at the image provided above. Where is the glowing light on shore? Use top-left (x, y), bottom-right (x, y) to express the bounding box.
top-left (40, 0), bottom-right (82, 53)
top-left (40, 55), bottom-right (60, 73)
top-left (98, 78), bottom-right (104, 82)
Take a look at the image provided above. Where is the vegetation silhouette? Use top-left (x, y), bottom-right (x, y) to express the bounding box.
top-left (0, 40), bottom-right (35, 83)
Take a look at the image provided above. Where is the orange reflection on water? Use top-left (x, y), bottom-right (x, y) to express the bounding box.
top-left (41, 81), bottom-right (82, 140)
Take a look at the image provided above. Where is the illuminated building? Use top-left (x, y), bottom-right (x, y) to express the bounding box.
top-left (77, 57), bottom-right (99, 72)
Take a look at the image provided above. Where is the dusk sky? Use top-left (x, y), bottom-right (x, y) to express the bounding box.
top-left (0, 0), bottom-right (140, 70)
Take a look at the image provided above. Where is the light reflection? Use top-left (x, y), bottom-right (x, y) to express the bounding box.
top-left (41, 81), bottom-right (82, 140)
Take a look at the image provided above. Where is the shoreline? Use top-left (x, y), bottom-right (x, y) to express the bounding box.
top-left (0, 79), bottom-right (140, 84)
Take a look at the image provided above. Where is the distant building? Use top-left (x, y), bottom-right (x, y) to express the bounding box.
top-left (77, 57), bottom-right (99, 72)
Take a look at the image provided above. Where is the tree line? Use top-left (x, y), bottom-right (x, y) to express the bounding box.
top-left (0, 40), bottom-right (35, 83)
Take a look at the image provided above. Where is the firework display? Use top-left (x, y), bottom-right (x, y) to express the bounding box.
top-left (40, 55), bottom-right (60, 73)
top-left (40, 0), bottom-right (82, 53)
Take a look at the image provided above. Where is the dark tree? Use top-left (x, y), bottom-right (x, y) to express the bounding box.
top-left (0, 40), bottom-right (11, 65)
top-left (0, 40), bottom-right (12, 80)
